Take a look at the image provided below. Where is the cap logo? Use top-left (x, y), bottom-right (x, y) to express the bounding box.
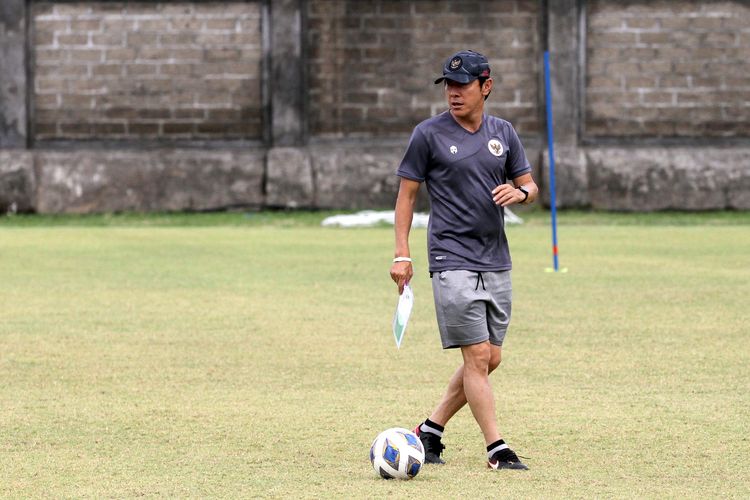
top-left (488, 139), bottom-right (504, 157)
top-left (449, 57), bottom-right (462, 71)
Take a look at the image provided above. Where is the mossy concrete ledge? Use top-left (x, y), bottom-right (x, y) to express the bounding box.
top-left (34, 149), bottom-right (266, 214)
top-left (0, 150), bottom-right (34, 213)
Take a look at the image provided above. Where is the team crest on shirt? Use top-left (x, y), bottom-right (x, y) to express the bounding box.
top-left (487, 138), bottom-right (504, 157)
top-left (450, 145), bottom-right (457, 154)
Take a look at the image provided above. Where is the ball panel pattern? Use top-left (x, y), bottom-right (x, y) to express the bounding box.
top-left (407, 455), bottom-right (422, 478)
top-left (399, 430), bottom-right (423, 454)
top-left (370, 427), bottom-right (425, 480)
top-left (378, 466), bottom-right (394, 480)
top-left (381, 439), bottom-right (401, 470)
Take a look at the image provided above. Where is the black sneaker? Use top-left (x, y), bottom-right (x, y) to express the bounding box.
top-left (413, 425), bottom-right (446, 464)
top-left (487, 448), bottom-right (528, 470)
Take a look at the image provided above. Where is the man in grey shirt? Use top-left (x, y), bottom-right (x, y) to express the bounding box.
top-left (389, 50), bottom-right (538, 471)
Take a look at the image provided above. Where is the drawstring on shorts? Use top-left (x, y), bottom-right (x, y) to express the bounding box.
top-left (474, 272), bottom-right (486, 291)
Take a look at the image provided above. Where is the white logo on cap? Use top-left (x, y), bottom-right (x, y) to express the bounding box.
top-left (450, 145), bottom-right (457, 154)
top-left (488, 139), bottom-right (504, 157)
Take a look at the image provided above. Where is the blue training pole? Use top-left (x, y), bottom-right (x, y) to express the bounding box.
top-left (543, 51), bottom-right (560, 272)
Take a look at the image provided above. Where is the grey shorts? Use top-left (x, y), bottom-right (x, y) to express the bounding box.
top-left (431, 270), bottom-right (512, 349)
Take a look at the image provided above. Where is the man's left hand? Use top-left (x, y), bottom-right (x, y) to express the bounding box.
top-left (492, 184), bottom-right (525, 206)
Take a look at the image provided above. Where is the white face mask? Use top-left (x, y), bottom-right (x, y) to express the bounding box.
top-left (392, 284), bottom-right (414, 349)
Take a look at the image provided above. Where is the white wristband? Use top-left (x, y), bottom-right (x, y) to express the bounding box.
top-left (393, 257), bottom-right (412, 263)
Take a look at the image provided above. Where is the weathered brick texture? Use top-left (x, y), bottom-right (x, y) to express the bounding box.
top-left (586, 0), bottom-right (750, 137)
top-left (2, 0), bottom-right (747, 214)
top-left (307, 0), bottom-right (541, 138)
top-left (32, 2), bottom-right (262, 141)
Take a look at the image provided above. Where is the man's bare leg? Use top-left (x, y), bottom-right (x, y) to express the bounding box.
top-left (458, 341), bottom-right (500, 445)
top-left (428, 345), bottom-right (502, 427)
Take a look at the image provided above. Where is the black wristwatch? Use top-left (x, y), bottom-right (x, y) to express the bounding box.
top-left (518, 186), bottom-right (529, 203)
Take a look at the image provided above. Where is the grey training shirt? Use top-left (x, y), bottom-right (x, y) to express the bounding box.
top-left (397, 111), bottom-right (531, 272)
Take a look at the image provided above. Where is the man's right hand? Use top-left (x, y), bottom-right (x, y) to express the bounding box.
top-left (390, 261), bottom-right (413, 295)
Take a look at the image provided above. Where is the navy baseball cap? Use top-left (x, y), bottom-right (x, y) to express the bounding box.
top-left (434, 50), bottom-right (491, 84)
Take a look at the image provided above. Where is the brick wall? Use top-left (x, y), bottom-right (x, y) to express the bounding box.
top-left (586, 0), bottom-right (750, 138)
top-left (3, 0), bottom-right (749, 214)
top-left (32, 1), bottom-right (262, 141)
top-left (307, 0), bottom-right (541, 138)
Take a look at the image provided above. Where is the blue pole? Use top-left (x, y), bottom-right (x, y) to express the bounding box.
top-left (544, 51), bottom-right (560, 272)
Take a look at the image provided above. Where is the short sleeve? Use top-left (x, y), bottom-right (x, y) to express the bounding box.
top-left (396, 127), bottom-right (430, 182)
top-left (506, 125), bottom-right (532, 180)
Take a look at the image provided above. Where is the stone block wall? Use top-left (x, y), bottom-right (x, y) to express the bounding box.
top-left (32, 2), bottom-right (263, 141)
top-left (0, 0), bottom-right (748, 214)
top-left (307, 0), bottom-right (541, 137)
top-left (586, 0), bottom-right (750, 138)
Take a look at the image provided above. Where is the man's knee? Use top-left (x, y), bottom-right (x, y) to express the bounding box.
top-left (488, 347), bottom-right (502, 373)
top-left (461, 342), bottom-right (492, 372)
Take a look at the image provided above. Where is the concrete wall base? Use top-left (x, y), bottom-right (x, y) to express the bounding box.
top-left (0, 150), bottom-right (34, 213)
top-left (541, 147), bottom-right (589, 208)
top-left (538, 146), bottom-right (750, 211)
top-left (2, 144), bottom-right (749, 214)
top-left (586, 147), bottom-right (750, 211)
top-left (33, 149), bottom-right (265, 214)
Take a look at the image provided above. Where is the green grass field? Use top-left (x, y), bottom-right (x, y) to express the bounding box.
top-left (1, 211), bottom-right (748, 498)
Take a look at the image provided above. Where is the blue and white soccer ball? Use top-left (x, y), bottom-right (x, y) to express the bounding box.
top-left (369, 427), bottom-right (425, 480)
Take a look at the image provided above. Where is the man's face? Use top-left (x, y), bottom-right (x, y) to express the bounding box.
top-left (444, 78), bottom-right (491, 119)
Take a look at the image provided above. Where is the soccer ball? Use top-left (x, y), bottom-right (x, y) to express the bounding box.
top-left (369, 427), bottom-right (425, 480)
